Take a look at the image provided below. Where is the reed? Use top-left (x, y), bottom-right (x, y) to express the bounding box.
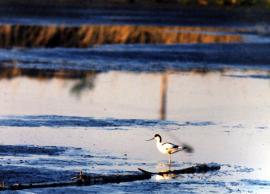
top-left (0, 25), bottom-right (242, 48)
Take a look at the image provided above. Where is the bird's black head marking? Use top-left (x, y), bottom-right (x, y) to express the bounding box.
top-left (154, 134), bottom-right (162, 142)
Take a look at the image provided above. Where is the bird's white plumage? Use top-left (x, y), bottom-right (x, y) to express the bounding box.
top-left (157, 142), bottom-right (180, 155)
top-left (153, 134), bottom-right (182, 155)
top-left (147, 134), bottom-right (185, 163)
top-left (147, 134), bottom-right (192, 164)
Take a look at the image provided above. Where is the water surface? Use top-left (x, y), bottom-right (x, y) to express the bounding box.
top-left (0, 8), bottom-right (270, 193)
top-left (0, 70), bottom-right (269, 193)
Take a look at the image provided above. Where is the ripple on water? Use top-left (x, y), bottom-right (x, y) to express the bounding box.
top-left (0, 115), bottom-right (215, 128)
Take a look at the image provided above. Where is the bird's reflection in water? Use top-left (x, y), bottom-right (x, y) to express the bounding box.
top-left (155, 162), bottom-right (182, 181)
top-left (155, 173), bottom-right (179, 181)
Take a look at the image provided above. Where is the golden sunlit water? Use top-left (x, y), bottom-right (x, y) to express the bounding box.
top-left (1, 71), bottom-right (269, 123)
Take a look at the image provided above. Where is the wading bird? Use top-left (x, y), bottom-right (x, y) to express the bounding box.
top-left (146, 134), bottom-right (193, 164)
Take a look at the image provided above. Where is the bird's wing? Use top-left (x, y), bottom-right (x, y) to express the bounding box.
top-left (162, 142), bottom-right (178, 150)
top-left (162, 142), bottom-right (193, 153)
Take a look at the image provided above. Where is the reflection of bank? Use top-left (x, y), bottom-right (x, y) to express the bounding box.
top-left (1, 68), bottom-right (269, 121)
top-left (0, 65), bottom-right (97, 96)
top-left (0, 66), bottom-right (96, 80)
top-left (0, 64), bottom-right (167, 118)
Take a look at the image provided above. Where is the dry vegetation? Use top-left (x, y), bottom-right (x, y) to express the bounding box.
top-left (0, 25), bottom-right (242, 48)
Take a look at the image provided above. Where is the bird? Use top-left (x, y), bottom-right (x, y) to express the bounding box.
top-left (146, 134), bottom-right (193, 164)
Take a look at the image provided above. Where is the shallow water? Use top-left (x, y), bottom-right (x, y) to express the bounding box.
top-left (1, 43), bottom-right (270, 72)
top-left (0, 71), bottom-right (269, 122)
top-left (0, 70), bottom-right (270, 193)
top-left (0, 7), bottom-right (270, 192)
